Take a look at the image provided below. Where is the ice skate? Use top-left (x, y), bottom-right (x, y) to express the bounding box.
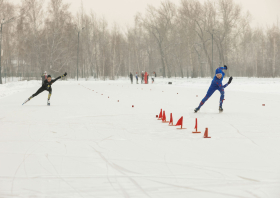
top-left (194, 107), bottom-right (200, 113)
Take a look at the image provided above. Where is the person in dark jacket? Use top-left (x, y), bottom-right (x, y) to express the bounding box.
top-left (141, 71), bottom-right (144, 84)
top-left (151, 72), bottom-right (155, 83)
top-left (130, 72), bottom-right (133, 84)
top-left (194, 66), bottom-right (233, 112)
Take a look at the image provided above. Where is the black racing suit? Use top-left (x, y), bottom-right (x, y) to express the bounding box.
top-left (31, 76), bottom-right (62, 100)
top-left (130, 73), bottom-right (133, 84)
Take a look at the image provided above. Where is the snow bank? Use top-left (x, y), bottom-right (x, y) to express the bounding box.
top-left (0, 80), bottom-right (40, 99)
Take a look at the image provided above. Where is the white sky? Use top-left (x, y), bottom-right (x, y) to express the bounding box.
top-left (12, 0), bottom-right (280, 29)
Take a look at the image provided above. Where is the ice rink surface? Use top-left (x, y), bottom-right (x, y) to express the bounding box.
top-left (0, 77), bottom-right (280, 198)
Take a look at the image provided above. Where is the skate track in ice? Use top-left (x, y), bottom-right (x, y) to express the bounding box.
top-left (0, 77), bottom-right (280, 198)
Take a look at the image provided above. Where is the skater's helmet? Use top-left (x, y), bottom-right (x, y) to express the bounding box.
top-left (47, 75), bottom-right (51, 78)
top-left (215, 68), bottom-right (223, 75)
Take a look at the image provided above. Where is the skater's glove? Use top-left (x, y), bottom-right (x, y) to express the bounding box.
top-left (228, 76), bottom-right (233, 84)
top-left (224, 65), bottom-right (228, 70)
top-left (62, 72), bottom-right (67, 77)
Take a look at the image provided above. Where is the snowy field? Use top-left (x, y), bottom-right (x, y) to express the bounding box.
top-left (0, 77), bottom-right (280, 198)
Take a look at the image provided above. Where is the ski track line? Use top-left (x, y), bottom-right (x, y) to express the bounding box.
top-left (198, 112), bottom-right (280, 190)
top-left (23, 125), bottom-right (33, 178)
top-left (83, 123), bottom-right (109, 150)
top-left (148, 179), bottom-right (251, 198)
top-left (11, 135), bottom-right (58, 196)
top-left (64, 113), bottom-right (151, 120)
top-left (164, 153), bottom-right (179, 183)
top-left (106, 163), bottom-right (126, 198)
top-left (116, 126), bottom-right (229, 184)
top-left (200, 113), bottom-right (264, 182)
top-left (45, 154), bottom-right (86, 198)
top-left (246, 191), bottom-right (262, 198)
top-left (228, 122), bottom-right (259, 146)
top-left (70, 124), bottom-right (123, 197)
top-left (55, 139), bottom-right (68, 195)
top-left (88, 144), bottom-right (151, 198)
top-left (12, 120), bottom-right (79, 197)
top-left (229, 122), bottom-right (280, 156)
top-left (10, 127), bottom-right (49, 195)
top-left (83, 121), bottom-right (125, 197)
top-left (259, 189), bottom-right (270, 198)
top-left (116, 179), bottom-right (131, 198)
top-left (203, 110), bottom-right (259, 147)
top-left (123, 127), bottom-right (230, 184)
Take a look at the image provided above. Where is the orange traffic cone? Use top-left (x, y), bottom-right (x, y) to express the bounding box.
top-left (158, 109), bottom-right (163, 120)
top-left (169, 113), bottom-right (175, 126)
top-left (162, 111), bottom-right (169, 123)
top-left (203, 128), bottom-right (211, 138)
top-left (176, 117), bottom-right (186, 129)
top-left (192, 118), bottom-right (201, 133)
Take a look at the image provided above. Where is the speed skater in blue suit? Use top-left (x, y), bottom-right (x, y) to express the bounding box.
top-left (194, 65), bottom-right (233, 112)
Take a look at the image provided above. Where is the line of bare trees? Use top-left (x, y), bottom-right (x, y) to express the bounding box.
top-left (0, 0), bottom-right (279, 83)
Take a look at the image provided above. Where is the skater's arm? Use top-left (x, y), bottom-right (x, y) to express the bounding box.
top-left (52, 72), bottom-right (67, 83)
top-left (222, 83), bottom-right (229, 88)
top-left (217, 65), bottom-right (228, 71)
top-left (218, 67), bottom-right (226, 70)
top-left (52, 76), bottom-right (61, 83)
top-left (222, 76), bottom-right (233, 88)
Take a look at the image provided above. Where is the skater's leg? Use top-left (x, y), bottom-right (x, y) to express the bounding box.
top-left (198, 85), bottom-right (217, 108)
top-left (48, 87), bottom-right (52, 100)
top-left (31, 87), bottom-right (45, 99)
top-left (218, 87), bottom-right (225, 107)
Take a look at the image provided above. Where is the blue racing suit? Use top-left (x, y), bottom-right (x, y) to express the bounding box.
top-left (198, 67), bottom-right (229, 108)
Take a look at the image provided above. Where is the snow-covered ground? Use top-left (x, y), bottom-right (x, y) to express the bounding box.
top-left (0, 80), bottom-right (41, 99)
top-left (0, 77), bottom-right (280, 198)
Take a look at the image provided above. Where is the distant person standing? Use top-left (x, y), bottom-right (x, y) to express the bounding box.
top-left (141, 71), bottom-right (144, 84)
top-left (151, 72), bottom-right (155, 83)
top-left (147, 72), bottom-right (149, 84)
top-left (130, 72), bottom-right (133, 84)
top-left (41, 71), bottom-right (47, 85)
top-left (135, 72), bottom-right (139, 84)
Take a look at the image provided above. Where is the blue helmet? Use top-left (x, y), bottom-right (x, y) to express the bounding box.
top-left (215, 68), bottom-right (223, 75)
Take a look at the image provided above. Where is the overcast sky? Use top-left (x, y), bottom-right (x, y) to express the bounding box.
top-left (13, 0), bottom-right (280, 28)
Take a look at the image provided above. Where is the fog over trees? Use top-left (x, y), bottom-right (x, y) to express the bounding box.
top-left (0, 0), bottom-right (279, 82)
